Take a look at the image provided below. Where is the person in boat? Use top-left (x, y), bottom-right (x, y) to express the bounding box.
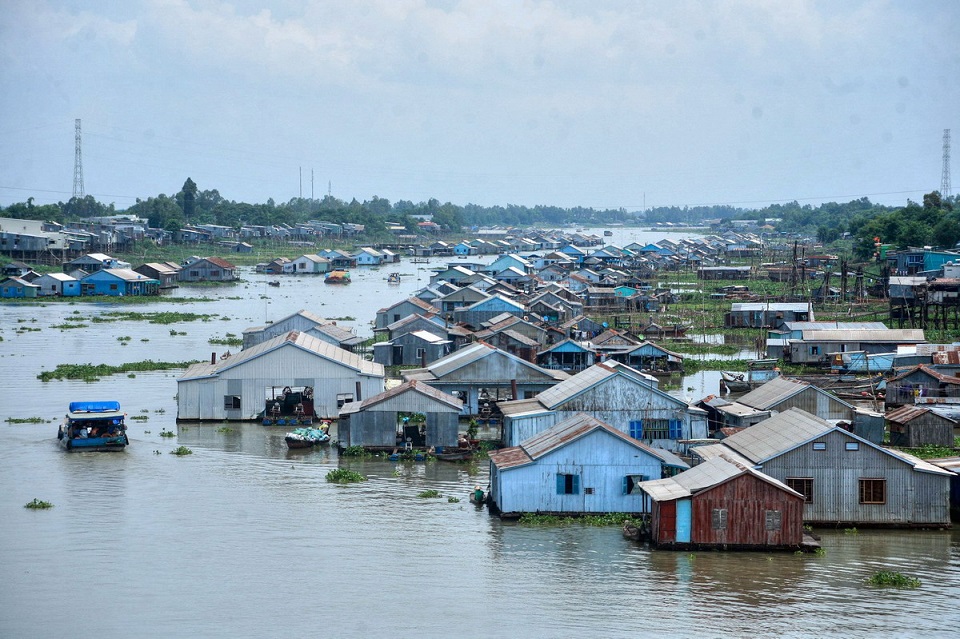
top-left (271, 401), bottom-right (281, 417)
top-left (473, 485), bottom-right (485, 503)
top-left (76, 426), bottom-right (88, 438)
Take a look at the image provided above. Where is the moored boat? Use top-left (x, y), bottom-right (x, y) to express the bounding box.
top-left (721, 359), bottom-right (780, 393)
top-left (284, 426), bottom-right (330, 449)
top-left (57, 401), bottom-right (129, 451)
top-left (386, 272), bottom-right (401, 284)
top-left (325, 270), bottom-right (351, 284)
top-left (435, 447), bottom-right (474, 461)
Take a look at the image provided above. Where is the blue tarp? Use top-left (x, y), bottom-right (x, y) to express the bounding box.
top-left (68, 401), bottom-right (121, 413)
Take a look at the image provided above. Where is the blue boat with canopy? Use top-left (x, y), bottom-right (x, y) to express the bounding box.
top-left (57, 401), bottom-right (129, 451)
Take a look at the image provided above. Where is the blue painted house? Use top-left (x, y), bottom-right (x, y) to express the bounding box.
top-left (452, 294), bottom-right (526, 328)
top-left (536, 339), bottom-right (597, 372)
top-left (0, 276), bottom-right (39, 298)
top-left (80, 268), bottom-right (159, 296)
top-left (487, 412), bottom-right (689, 517)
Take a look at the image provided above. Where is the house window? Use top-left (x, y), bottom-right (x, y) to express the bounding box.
top-left (810, 346), bottom-right (820, 355)
top-left (786, 478), bottom-right (814, 503)
top-left (845, 442), bottom-right (860, 451)
top-left (190, 270), bottom-right (199, 277)
top-left (765, 510), bottom-right (782, 531)
top-left (859, 479), bottom-right (886, 504)
top-left (711, 508), bottom-right (728, 530)
top-left (210, 270), bottom-right (220, 277)
top-left (632, 419), bottom-right (671, 439)
top-left (109, 284), bottom-right (118, 291)
top-left (668, 419), bottom-right (683, 439)
top-left (628, 420), bottom-right (643, 439)
top-left (812, 442), bottom-right (826, 451)
top-left (556, 473), bottom-right (580, 495)
top-left (223, 395), bottom-right (241, 410)
top-left (623, 475), bottom-right (647, 495)
top-left (393, 314), bottom-right (400, 322)
top-left (416, 348), bottom-right (426, 360)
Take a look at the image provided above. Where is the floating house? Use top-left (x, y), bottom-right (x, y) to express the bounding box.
top-left (374, 297), bottom-right (441, 330)
top-left (0, 276), bottom-right (39, 298)
top-left (338, 380), bottom-right (462, 450)
top-left (885, 365), bottom-right (960, 408)
top-left (536, 339), bottom-right (598, 372)
top-left (178, 257), bottom-right (238, 282)
top-left (694, 408), bottom-right (952, 527)
top-left (134, 262), bottom-right (180, 289)
top-left (487, 413), bottom-right (689, 517)
top-left (639, 454), bottom-right (805, 550)
top-left (242, 309), bottom-right (362, 352)
top-left (402, 342), bottom-right (569, 416)
top-left (497, 362), bottom-right (707, 451)
top-left (290, 254), bottom-right (331, 274)
top-left (32, 272), bottom-right (79, 297)
top-left (722, 377), bottom-right (855, 425)
top-left (373, 330), bottom-right (452, 367)
top-left (177, 331), bottom-right (385, 420)
top-left (886, 405), bottom-right (958, 448)
top-left (724, 302), bottom-right (813, 329)
top-left (605, 341), bottom-right (684, 374)
top-left (79, 268), bottom-right (159, 296)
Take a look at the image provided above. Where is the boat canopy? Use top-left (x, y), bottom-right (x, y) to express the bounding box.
top-left (69, 401), bottom-right (121, 413)
top-left (67, 410), bottom-right (125, 422)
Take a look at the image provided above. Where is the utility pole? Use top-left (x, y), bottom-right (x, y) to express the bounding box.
top-left (942, 129), bottom-right (952, 198)
top-left (72, 119), bottom-right (84, 199)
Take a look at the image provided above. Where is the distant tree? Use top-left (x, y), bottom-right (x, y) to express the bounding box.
top-left (180, 178), bottom-right (198, 220)
top-left (932, 217), bottom-right (960, 249)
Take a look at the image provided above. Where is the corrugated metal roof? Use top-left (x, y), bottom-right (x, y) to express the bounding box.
top-left (800, 329), bottom-right (925, 342)
top-left (884, 405), bottom-right (934, 424)
top-left (179, 330), bottom-right (383, 381)
top-left (715, 402), bottom-right (770, 418)
top-left (783, 321), bottom-right (888, 331)
top-left (890, 364), bottom-right (960, 384)
top-left (915, 343), bottom-right (960, 356)
top-left (720, 408), bottom-right (832, 463)
top-left (639, 454), bottom-right (802, 502)
top-left (500, 412), bottom-right (688, 469)
top-left (730, 302), bottom-right (810, 312)
top-left (737, 377), bottom-right (853, 411)
top-left (497, 397), bottom-right (551, 417)
top-left (339, 379), bottom-right (462, 414)
top-left (932, 351), bottom-right (960, 365)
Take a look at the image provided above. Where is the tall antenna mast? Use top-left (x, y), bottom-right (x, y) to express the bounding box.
top-left (328, 181), bottom-right (332, 197)
top-left (73, 118), bottom-right (84, 199)
top-left (942, 129), bottom-right (952, 198)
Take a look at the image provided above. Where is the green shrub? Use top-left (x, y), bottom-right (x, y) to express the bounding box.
top-left (418, 489), bottom-right (442, 498)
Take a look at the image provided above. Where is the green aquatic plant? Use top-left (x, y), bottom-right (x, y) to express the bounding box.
top-left (37, 360), bottom-right (201, 382)
top-left (159, 429), bottom-right (176, 438)
top-left (844, 527), bottom-right (859, 535)
top-left (129, 415), bottom-right (149, 421)
top-left (208, 336), bottom-right (243, 346)
top-left (448, 496), bottom-right (460, 503)
top-left (326, 469), bottom-right (367, 483)
top-left (341, 445), bottom-right (371, 458)
top-left (170, 446), bottom-right (193, 456)
top-left (868, 571), bottom-right (921, 588)
top-left (418, 489), bottom-right (442, 498)
top-left (5, 416), bottom-right (46, 424)
top-left (51, 323), bottom-right (88, 329)
top-left (24, 498), bottom-right (53, 509)
top-left (216, 426), bottom-right (233, 433)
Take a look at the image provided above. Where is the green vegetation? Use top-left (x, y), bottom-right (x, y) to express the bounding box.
top-left (5, 416), bottom-right (47, 424)
top-left (844, 527), bottom-right (859, 535)
top-left (37, 359), bottom-right (201, 382)
top-left (326, 468), bottom-right (367, 483)
top-left (417, 489), bottom-right (442, 498)
top-left (24, 498), bottom-right (53, 509)
top-left (129, 415), bottom-right (149, 421)
top-left (51, 322), bottom-right (88, 329)
top-left (93, 311), bottom-right (217, 324)
top-left (340, 445), bottom-right (371, 458)
top-left (518, 512), bottom-right (633, 527)
top-left (209, 335), bottom-right (243, 346)
top-left (216, 426), bottom-right (234, 433)
top-left (448, 496), bottom-right (460, 503)
top-left (903, 444), bottom-right (958, 460)
top-left (159, 428), bottom-right (176, 438)
top-left (170, 446), bottom-right (193, 456)
top-left (867, 571), bottom-right (921, 588)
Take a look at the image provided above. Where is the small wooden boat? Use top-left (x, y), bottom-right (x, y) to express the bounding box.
top-left (284, 426), bottom-right (330, 449)
top-left (604, 230), bottom-right (614, 236)
top-left (435, 448), bottom-right (473, 462)
top-left (58, 401), bottom-right (129, 451)
top-left (386, 272), bottom-right (401, 284)
top-left (721, 359), bottom-right (780, 393)
top-left (411, 258), bottom-right (430, 264)
top-left (325, 270), bottom-right (351, 284)
top-left (267, 280), bottom-right (280, 287)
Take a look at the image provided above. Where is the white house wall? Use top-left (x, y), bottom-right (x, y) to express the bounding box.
top-left (177, 345), bottom-right (384, 420)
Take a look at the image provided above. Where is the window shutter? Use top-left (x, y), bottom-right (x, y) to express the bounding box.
top-left (669, 419), bottom-right (682, 439)
top-left (556, 474), bottom-right (565, 494)
top-left (572, 475), bottom-right (580, 495)
top-left (622, 476), bottom-right (629, 495)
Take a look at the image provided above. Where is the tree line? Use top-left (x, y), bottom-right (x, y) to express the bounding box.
top-left (1, 179), bottom-right (955, 254)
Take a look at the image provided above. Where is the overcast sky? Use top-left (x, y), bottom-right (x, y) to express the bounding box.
top-left (1, 1), bottom-right (958, 213)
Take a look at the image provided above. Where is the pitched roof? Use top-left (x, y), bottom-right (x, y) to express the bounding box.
top-left (715, 408), bottom-right (833, 463)
top-left (488, 412), bottom-right (689, 471)
top-left (638, 454), bottom-right (802, 502)
top-left (179, 330), bottom-right (383, 381)
top-left (890, 364), bottom-right (960, 385)
top-left (737, 376), bottom-right (853, 411)
top-left (885, 404), bottom-right (957, 424)
top-left (402, 342), bottom-right (568, 383)
top-left (339, 379), bottom-right (462, 414)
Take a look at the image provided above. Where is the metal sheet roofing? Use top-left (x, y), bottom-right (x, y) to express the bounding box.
top-left (730, 302), bottom-right (810, 312)
top-left (800, 329), bottom-right (926, 342)
top-left (639, 454), bottom-right (801, 502)
top-left (737, 377), bottom-right (852, 411)
top-left (178, 330), bottom-right (383, 381)
top-left (338, 379), bottom-right (462, 414)
top-left (718, 408), bottom-right (833, 462)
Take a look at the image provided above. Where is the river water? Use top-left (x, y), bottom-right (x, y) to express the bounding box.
top-left (2, 228), bottom-right (959, 637)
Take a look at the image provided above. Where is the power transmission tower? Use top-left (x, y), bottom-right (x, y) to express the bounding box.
top-left (72, 119), bottom-right (84, 199)
top-left (942, 128), bottom-right (952, 198)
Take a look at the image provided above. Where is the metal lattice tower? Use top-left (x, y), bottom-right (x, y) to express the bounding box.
top-left (72, 119), bottom-right (84, 199)
top-left (941, 128), bottom-right (951, 198)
